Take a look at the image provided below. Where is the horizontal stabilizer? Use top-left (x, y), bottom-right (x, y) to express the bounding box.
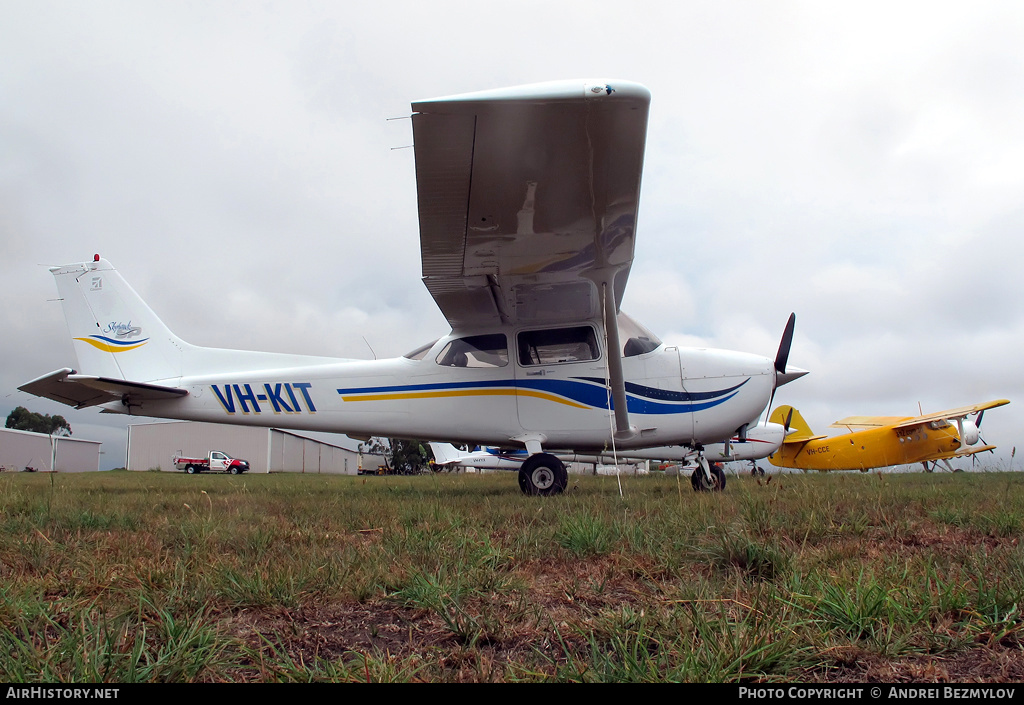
top-left (19, 368), bottom-right (187, 409)
top-left (782, 433), bottom-right (828, 444)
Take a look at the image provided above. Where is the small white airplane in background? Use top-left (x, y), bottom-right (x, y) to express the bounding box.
top-left (20, 79), bottom-right (807, 496)
top-left (430, 442), bottom-right (530, 472)
top-left (690, 417), bottom-right (789, 475)
top-left (431, 417), bottom-right (789, 488)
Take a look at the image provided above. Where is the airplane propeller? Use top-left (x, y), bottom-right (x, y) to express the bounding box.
top-left (775, 313), bottom-right (796, 378)
top-left (767, 313), bottom-right (802, 414)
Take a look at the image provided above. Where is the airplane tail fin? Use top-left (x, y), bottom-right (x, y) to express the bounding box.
top-left (769, 405), bottom-right (816, 442)
top-left (428, 442), bottom-right (467, 465)
top-left (23, 256), bottom-right (351, 410)
top-left (51, 257), bottom-right (188, 383)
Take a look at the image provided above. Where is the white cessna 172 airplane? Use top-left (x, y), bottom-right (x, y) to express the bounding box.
top-left (20, 79), bottom-right (807, 496)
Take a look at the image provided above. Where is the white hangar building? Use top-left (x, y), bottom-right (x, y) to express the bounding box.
top-left (127, 421), bottom-right (378, 474)
top-left (0, 427), bottom-right (102, 473)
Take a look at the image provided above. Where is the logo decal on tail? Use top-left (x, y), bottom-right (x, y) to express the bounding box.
top-left (74, 335), bottom-right (149, 353)
top-left (103, 321), bottom-right (142, 339)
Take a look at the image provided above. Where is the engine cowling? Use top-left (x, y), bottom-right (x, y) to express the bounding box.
top-left (960, 420), bottom-right (980, 446)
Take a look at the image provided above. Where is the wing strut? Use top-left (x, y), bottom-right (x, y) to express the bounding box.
top-left (602, 283), bottom-right (636, 441)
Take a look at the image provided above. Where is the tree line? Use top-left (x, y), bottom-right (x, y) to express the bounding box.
top-left (5, 406), bottom-right (72, 436)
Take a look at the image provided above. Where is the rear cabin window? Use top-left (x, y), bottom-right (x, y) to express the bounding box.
top-left (518, 326), bottom-right (600, 366)
top-left (435, 334), bottom-right (509, 368)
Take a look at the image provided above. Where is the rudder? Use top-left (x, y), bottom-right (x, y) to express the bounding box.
top-left (769, 405), bottom-right (816, 442)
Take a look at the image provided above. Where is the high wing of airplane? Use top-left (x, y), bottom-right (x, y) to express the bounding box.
top-left (766, 400), bottom-right (1010, 472)
top-left (20, 79), bottom-right (807, 496)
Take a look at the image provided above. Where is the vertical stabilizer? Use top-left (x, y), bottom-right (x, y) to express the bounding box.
top-left (769, 405), bottom-right (816, 442)
top-left (51, 257), bottom-right (186, 383)
top-left (428, 442), bottom-right (468, 465)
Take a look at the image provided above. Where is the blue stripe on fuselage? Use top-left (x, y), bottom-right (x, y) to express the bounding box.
top-left (337, 377), bottom-right (748, 415)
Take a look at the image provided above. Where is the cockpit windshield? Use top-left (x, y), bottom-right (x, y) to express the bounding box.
top-left (618, 312), bottom-right (661, 357)
top-left (436, 334), bottom-right (509, 368)
top-left (403, 340), bottom-right (438, 360)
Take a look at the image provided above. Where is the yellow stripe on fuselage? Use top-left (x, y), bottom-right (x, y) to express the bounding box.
top-left (74, 337), bottom-right (147, 353)
top-left (340, 388), bottom-right (591, 409)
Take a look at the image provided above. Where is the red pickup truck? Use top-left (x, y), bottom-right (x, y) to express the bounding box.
top-left (173, 451), bottom-right (250, 475)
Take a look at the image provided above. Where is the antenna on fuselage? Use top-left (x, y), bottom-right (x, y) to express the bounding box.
top-left (362, 336), bottom-right (377, 360)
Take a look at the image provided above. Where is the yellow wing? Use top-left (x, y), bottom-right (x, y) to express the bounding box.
top-left (891, 399), bottom-right (1010, 430)
top-left (930, 445), bottom-right (998, 461)
top-left (830, 415), bottom-right (908, 430)
top-left (829, 400), bottom-right (1010, 431)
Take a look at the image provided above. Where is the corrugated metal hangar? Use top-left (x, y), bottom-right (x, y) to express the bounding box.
top-left (127, 421), bottom-right (378, 474)
top-left (0, 428), bottom-right (102, 473)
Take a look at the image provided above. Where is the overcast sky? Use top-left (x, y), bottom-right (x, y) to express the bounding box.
top-left (3, 1), bottom-right (1022, 470)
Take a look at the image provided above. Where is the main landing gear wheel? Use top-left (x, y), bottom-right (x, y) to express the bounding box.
top-left (751, 465), bottom-right (765, 477)
top-left (518, 453), bottom-right (568, 496)
top-left (691, 464), bottom-right (726, 492)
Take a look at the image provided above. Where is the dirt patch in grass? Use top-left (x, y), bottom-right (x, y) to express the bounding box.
top-left (223, 558), bottom-right (667, 680)
top-left (811, 647), bottom-right (1024, 682)
top-left (227, 602), bottom-right (457, 661)
top-left (224, 600), bottom-right (577, 681)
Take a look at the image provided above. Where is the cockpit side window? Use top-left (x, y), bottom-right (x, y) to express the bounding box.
top-left (435, 334), bottom-right (509, 368)
top-left (517, 326), bottom-right (600, 366)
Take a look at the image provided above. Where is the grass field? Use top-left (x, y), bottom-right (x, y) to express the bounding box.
top-left (0, 468), bottom-right (1022, 682)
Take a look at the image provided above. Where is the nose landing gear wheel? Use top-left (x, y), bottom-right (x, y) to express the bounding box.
top-left (518, 453), bottom-right (568, 496)
top-left (691, 464), bottom-right (726, 492)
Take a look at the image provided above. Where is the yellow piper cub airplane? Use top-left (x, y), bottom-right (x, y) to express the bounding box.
top-left (767, 400), bottom-right (1010, 472)
top-left (19, 79), bottom-right (808, 496)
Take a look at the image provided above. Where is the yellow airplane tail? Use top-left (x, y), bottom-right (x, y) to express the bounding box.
top-left (769, 405), bottom-right (817, 443)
